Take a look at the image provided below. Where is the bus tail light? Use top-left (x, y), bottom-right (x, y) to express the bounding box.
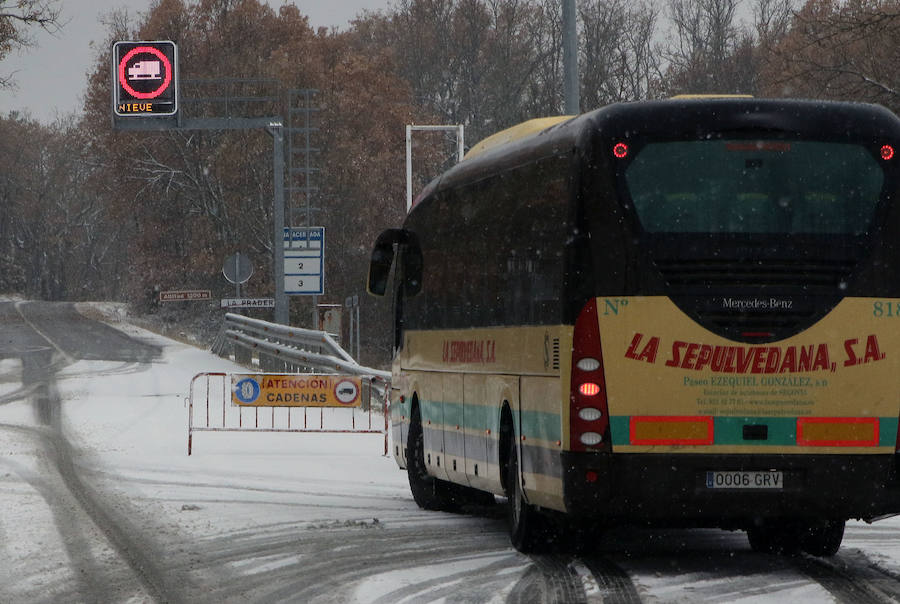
top-left (579, 382), bottom-right (601, 396)
top-left (571, 298), bottom-right (611, 453)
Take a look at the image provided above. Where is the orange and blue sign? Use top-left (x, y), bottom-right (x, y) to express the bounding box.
top-left (231, 374), bottom-right (361, 408)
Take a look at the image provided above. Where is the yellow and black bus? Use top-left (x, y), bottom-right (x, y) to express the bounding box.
top-left (368, 98), bottom-right (900, 555)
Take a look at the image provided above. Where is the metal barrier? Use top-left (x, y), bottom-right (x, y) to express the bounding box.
top-left (211, 313), bottom-right (391, 385)
top-left (186, 372), bottom-right (388, 455)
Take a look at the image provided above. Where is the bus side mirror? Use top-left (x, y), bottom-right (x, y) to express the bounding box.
top-left (367, 229), bottom-right (422, 297)
top-left (367, 229), bottom-right (399, 296)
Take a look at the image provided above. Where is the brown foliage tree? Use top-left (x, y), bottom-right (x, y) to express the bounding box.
top-left (77, 0), bottom-right (427, 359)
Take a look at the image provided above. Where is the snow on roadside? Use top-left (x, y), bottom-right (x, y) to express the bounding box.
top-left (55, 318), bottom-right (410, 542)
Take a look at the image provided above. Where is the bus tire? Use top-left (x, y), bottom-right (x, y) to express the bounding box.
top-left (407, 408), bottom-right (453, 511)
top-left (747, 522), bottom-right (802, 555)
top-left (506, 439), bottom-right (553, 553)
top-left (800, 520), bottom-right (844, 557)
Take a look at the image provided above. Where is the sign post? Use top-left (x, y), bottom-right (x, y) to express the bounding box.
top-left (345, 295), bottom-right (361, 360)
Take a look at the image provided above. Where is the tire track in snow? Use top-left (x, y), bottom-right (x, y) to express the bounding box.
top-left (0, 301), bottom-right (183, 603)
top-left (793, 549), bottom-right (900, 603)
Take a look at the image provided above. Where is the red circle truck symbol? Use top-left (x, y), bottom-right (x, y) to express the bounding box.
top-left (334, 379), bottom-right (360, 405)
top-left (118, 45), bottom-right (172, 99)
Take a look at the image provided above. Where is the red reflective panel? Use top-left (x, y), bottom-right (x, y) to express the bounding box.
top-left (579, 382), bottom-right (601, 396)
top-left (613, 142), bottom-right (629, 158)
top-left (881, 145), bottom-right (895, 161)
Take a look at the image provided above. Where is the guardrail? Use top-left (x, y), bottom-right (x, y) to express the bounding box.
top-left (211, 313), bottom-right (390, 385)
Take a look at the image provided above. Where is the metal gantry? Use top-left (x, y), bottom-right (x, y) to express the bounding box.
top-left (287, 89), bottom-right (322, 327)
top-left (114, 79), bottom-right (322, 326)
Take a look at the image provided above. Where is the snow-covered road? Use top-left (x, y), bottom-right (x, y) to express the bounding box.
top-left (0, 301), bottom-right (898, 603)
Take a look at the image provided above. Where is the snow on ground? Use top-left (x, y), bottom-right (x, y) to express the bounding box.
top-left (58, 314), bottom-right (411, 538)
top-left (1, 303), bottom-right (898, 603)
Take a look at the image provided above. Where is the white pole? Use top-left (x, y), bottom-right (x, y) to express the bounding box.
top-left (405, 124), bottom-right (465, 213)
top-left (406, 125), bottom-right (413, 213)
top-left (355, 302), bottom-right (361, 360)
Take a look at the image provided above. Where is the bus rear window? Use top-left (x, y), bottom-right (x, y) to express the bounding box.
top-left (623, 140), bottom-right (884, 234)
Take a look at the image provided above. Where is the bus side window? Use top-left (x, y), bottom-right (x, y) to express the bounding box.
top-left (402, 241), bottom-right (423, 297)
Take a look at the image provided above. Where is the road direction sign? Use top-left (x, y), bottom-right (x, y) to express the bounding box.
top-left (284, 254), bottom-right (322, 275)
top-left (113, 41), bottom-right (178, 117)
top-left (221, 298), bottom-right (275, 309)
top-left (283, 227), bottom-right (325, 295)
top-left (159, 290), bottom-right (211, 302)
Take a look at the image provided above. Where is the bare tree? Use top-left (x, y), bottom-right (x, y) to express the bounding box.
top-left (661, 0), bottom-right (757, 95)
top-left (0, 0), bottom-right (63, 88)
top-left (579, 0), bottom-right (663, 107)
top-left (0, 112), bottom-right (126, 300)
top-left (388, 0), bottom-right (576, 139)
top-left (753, 0), bottom-right (796, 46)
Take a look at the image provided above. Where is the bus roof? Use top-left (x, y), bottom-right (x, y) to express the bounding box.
top-left (463, 97), bottom-right (752, 161)
top-left (410, 98), bottom-right (899, 212)
top-left (464, 116), bottom-right (574, 160)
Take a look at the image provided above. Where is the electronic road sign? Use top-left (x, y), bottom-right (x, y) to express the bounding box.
top-left (113, 41), bottom-right (178, 117)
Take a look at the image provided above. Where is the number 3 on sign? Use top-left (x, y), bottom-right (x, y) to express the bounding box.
top-left (285, 274), bottom-right (321, 295)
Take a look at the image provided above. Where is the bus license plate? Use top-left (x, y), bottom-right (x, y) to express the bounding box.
top-left (706, 471), bottom-right (783, 489)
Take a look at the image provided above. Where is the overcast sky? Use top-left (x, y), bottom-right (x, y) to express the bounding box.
top-left (0, 1), bottom-right (394, 123)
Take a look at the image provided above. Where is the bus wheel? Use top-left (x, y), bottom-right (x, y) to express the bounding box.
top-left (406, 408), bottom-right (456, 511)
top-left (506, 439), bottom-right (553, 553)
top-left (747, 522), bottom-right (802, 555)
top-left (800, 520), bottom-right (844, 557)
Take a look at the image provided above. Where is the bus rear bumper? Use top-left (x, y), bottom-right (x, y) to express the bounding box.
top-left (561, 452), bottom-right (900, 526)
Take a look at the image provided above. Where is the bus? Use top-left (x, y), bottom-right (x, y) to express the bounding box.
top-left (367, 98), bottom-right (900, 555)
